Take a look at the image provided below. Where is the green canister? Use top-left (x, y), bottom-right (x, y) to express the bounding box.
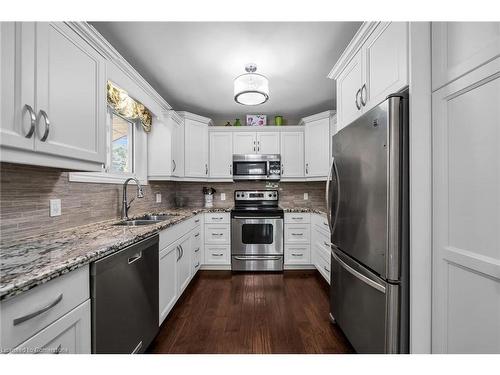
top-left (274, 116), bottom-right (283, 126)
top-left (234, 118), bottom-right (242, 126)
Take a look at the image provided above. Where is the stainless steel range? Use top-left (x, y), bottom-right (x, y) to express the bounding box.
top-left (231, 190), bottom-right (284, 271)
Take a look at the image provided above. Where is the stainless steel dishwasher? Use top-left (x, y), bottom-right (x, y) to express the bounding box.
top-left (91, 235), bottom-right (159, 354)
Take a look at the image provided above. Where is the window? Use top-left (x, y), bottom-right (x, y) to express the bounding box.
top-left (110, 112), bottom-right (134, 174)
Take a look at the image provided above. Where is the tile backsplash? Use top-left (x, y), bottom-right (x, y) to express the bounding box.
top-left (0, 162), bottom-right (326, 242)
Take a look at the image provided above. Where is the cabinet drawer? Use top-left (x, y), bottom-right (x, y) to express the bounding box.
top-left (204, 225), bottom-right (230, 244)
top-left (1, 265), bottom-right (90, 351)
top-left (284, 213), bottom-right (310, 224)
top-left (284, 224), bottom-right (310, 244)
top-left (204, 245), bottom-right (231, 265)
top-left (11, 300), bottom-right (91, 354)
top-left (314, 250), bottom-right (331, 285)
top-left (311, 214), bottom-right (331, 236)
top-left (159, 219), bottom-right (193, 250)
top-left (285, 245), bottom-right (311, 265)
top-left (204, 212), bottom-right (230, 224)
top-left (192, 248), bottom-right (201, 274)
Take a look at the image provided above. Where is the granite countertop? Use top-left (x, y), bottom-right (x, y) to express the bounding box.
top-left (0, 206), bottom-right (325, 301)
top-left (0, 207), bottom-right (230, 301)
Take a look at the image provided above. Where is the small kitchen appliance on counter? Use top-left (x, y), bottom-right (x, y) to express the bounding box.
top-left (231, 190), bottom-right (284, 271)
top-left (203, 187), bottom-right (216, 208)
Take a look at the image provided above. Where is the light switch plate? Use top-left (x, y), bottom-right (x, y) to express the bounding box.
top-left (220, 193), bottom-right (226, 201)
top-left (49, 199), bottom-right (61, 217)
top-left (303, 193), bottom-right (309, 200)
top-left (155, 193), bottom-right (162, 203)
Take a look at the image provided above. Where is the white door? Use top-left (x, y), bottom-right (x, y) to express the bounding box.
top-left (305, 118), bottom-right (330, 178)
top-left (233, 132), bottom-right (256, 154)
top-left (280, 131), bottom-right (304, 178)
top-left (336, 49), bottom-right (363, 132)
top-left (34, 23), bottom-right (106, 164)
top-left (184, 118), bottom-right (208, 177)
top-left (176, 236), bottom-right (192, 295)
top-left (159, 244), bottom-right (178, 325)
top-left (172, 120), bottom-right (184, 177)
top-left (432, 22), bottom-right (500, 90)
top-left (432, 58), bottom-right (500, 354)
top-left (12, 300), bottom-right (91, 354)
top-left (0, 22), bottom-right (37, 152)
top-left (256, 132), bottom-right (280, 154)
top-left (209, 132), bottom-right (233, 178)
top-left (364, 22), bottom-right (408, 111)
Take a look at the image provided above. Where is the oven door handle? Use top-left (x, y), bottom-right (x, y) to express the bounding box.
top-left (233, 256), bottom-right (282, 261)
top-left (232, 216), bottom-right (282, 220)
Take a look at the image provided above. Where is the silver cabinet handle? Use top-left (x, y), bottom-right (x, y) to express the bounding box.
top-left (291, 253), bottom-right (303, 257)
top-left (212, 253), bottom-right (224, 256)
top-left (291, 217), bottom-right (303, 220)
top-left (194, 232), bottom-right (200, 237)
top-left (324, 241), bottom-right (333, 248)
top-left (194, 247), bottom-right (200, 253)
top-left (291, 233), bottom-right (303, 236)
top-left (128, 251), bottom-right (142, 264)
top-left (54, 344), bottom-right (62, 354)
top-left (194, 219), bottom-right (200, 224)
top-left (360, 83), bottom-right (367, 106)
top-left (212, 217), bottom-right (223, 220)
top-left (212, 233), bottom-right (224, 236)
top-left (331, 249), bottom-right (386, 293)
top-left (176, 246), bottom-right (181, 262)
top-left (229, 164), bottom-right (232, 175)
top-left (323, 222), bottom-right (329, 226)
top-left (13, 293), bottom-right (63, 326)
top-left (281, 163), bottom-right (284, 174)
top-left (23, 104), bottom-right (36, 138)
top-left (38, 110), bottom-right (50, 142)
top-left (195, 262), bottom-right (200, 268)
top-left (179, 245), bottom-right (184, 259)
top-left (305, 163), bottom-right (309, 174)
top-left (355, 88), bottom-right (362, 110)
top-left (323, 266), bottom-right (330, 273)
top-left (205, 164), bottom-right (208, 175)
top-left (172, 159), bottom-right (176, 172)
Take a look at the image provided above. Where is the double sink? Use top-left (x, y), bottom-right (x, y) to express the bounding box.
top-left (113, 214), bottom-right (177, 226)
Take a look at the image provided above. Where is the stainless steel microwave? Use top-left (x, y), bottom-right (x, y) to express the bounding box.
top-left (232, 154), bottom-right (281, 181)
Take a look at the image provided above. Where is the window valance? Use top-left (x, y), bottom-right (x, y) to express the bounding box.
top-left (107, 81), bottom-right (152, 133)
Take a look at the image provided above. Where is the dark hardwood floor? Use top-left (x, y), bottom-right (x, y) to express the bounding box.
top-left (148, 270), bottom-right (354, 354)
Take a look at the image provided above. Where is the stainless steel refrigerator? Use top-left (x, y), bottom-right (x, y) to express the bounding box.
top-left (326, 91), bottom-right (409, 354)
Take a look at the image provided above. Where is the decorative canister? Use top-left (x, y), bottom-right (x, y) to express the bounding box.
top-left (234, 118), bottom-right (242, 126)
top-left (274, 116), bottom-right (283, 126)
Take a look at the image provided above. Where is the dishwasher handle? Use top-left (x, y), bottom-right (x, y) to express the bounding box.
top-left (128, 251), bottom-right (142, 264)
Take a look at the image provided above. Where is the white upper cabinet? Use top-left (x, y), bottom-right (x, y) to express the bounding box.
top-left (302, 111), bottom-right (333, 179)
top-left (256, 132), bottom-right (280, 154)
top-left (336, 49), bottom-right (364, 132)
top-left (0, 22), bottom-right (106, 171)
top-left (209, 131), bottom-right (233, 178)
top-left (280, 131), bottom-right (304, 178)
top-left (432, 22), bottom-right (500, 91)
top-left (233, 131), bottom-right (280, 154)
top-left (182, 112), bottom-right (210, 178)
top-left (364, 22), bottom-right (408, 111)
top-left (330, 22), bottom-right (409, 132)
top-left (233, 132), bottom-right (256, 154)
top-left (148, 111), bottom-right (183, 179)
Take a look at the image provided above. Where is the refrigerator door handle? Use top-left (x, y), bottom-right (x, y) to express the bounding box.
top-left (331, 249), bottom-right (386, 293)
top-left (330, 158), bottom-right (341, 235)
top-left (325, 158), bottom-right (334, 233)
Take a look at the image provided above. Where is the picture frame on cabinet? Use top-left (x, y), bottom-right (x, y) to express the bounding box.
top-left (246, 114), bottom-right (267, 126)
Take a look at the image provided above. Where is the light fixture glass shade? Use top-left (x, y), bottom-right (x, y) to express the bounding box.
top-left (234, 71), bottom-right (269, 106)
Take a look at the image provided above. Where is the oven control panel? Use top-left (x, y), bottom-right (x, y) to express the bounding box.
top-left (234, 190), bottom-right (279, 201)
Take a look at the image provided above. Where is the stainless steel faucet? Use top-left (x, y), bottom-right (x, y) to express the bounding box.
top-left (121, 177), bottom-right (144, 220)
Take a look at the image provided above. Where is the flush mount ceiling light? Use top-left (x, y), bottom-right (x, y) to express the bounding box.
top-left (234, 63), bottom-right (269, 106)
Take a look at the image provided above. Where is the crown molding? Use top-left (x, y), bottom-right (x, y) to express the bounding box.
top-left (299, 110), bottom-right (336, 125)
top-left (327, 22), bottom-right (380, 80)
top-left (177, 111), bottom-right (213, 125)
top-left (66, 22), bottom-right (172, 112)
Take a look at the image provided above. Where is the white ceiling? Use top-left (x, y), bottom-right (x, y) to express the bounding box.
top-left (91, 22), bottom-right (361, 125)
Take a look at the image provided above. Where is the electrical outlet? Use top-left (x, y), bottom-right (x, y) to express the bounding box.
top-left (303, 193), bottom-right (309, 200)
top-left (220, 193), bottom-right (226, 201)
top-left (155, 193), bottom-right (162, 203)
top-left (49, 199), bottom-right (61, 217)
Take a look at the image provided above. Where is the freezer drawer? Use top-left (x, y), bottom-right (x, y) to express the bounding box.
top-left (330, 248), bottom-right (401, 353)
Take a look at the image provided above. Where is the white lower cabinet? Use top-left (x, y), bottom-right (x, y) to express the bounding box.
top-left (311, 214), bottom-right (331, 284)
top-left (204, 245), bottom-right (231, 265)
top-left (159, 243), bottom-right (178, 325)
top-left (284, 245), bottom-right (311, 265)
top-left (12, 300), bottom-right (91, 354)
top-left (202, 212), bottom-right (231, 268)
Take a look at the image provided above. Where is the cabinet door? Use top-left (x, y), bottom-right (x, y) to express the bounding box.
top-left (432, 58), bottom-right (500, 354)
top-left (209, 132), bottom-right (233, 178)
top-left (184, 118), bottom-right (208, 177)
top-left (172, 121), bottom-right (184, 177)
top-left (233, 132), bottom-right (256, 154)
top-left (336, 49), bottom-right (363, 132)
top-left (280, 131), bottom-right (304, 177)
top-left (1, 22), bottom-right (37, 153)
top-left (35, 23), bottom-right (106, 164)
top-left (432, 22), bottom-right (500, 90)
top-left (159, 244), bottom-right (178, 325)
top-left (12, 300), bottom-right (91, 354)
top-left (176, 236), bottom-right (191, 295)
top-left (305, 117), bottom-right (330, 177)
top-left (148, 117), bottom-right (173, 178)
top-left (364, 22), bottom-right (408, 111)
top-left (256, 132), bottom-right (280, 154)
